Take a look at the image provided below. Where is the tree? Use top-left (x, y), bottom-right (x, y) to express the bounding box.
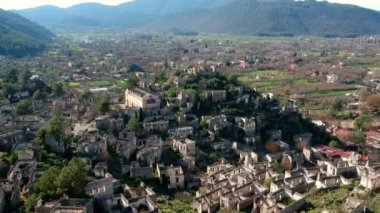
top-left (3, 83), bottom-right (17, 98)
top-left (24, 194), bottom-right (40, 213)
top-left (332, 99), bottom-right (344, 112)
top-left (126, 114), bottom-right (139, 132)
top-left (6, 69), bottom-right (18, 83)
top-left (125, 74), bottom-right (139, 89)
top-left (33, 89), bottom-right (46, 101)
top-left (200, 117), bottom-right (208, 129)
top-left (56, 158), bottom-right (88, 197)
top-left (352, 131), bottom-right (366, 145)
top-left (79, 89), bottom-right (92, 103)
top-left (365, 94), bottom-right (380, 113)
top-left (271, 161), bottom-right (284, 173)
top-left (52, 82), bottom-right (64, 97)
top-left (47, 109), bottom-right (65, 141)
top-left (358, 87), bottom-right (372, 102)
top-left (153, 70), bottom-right (167, 84)
top-left (329, 140), bottom-right (340, 148)
top-left (96, 95), bottom-right (111, 114)
top-left (35, 167), bottom-right (61, 199)
top-left (21, 70), bottom-right (32, 83)
top-left (15, 100), bottom-right (32, 115)
top-left (354, 114), bottom-right (372, 131)
top-left (166, 87), bottom-right (177, 98)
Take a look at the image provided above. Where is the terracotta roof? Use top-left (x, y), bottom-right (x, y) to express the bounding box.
top-left (334, 129), bottom-right (351, 139)
top-left (364, 131), bottom-right (380, 139)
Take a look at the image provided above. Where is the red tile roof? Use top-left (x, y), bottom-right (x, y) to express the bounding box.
top-left (334, 129), bottom-right (351, 139)
top-left (364, 131), bottom-right (380, 139)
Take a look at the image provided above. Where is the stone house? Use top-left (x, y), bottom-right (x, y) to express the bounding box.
top-left (15, 115), bottom-right (45, 132)
top-left (344, 197), bottom-right (365, 213)
top-left (315, 173), bottom-right (350, 189)
top-left (270, 175), bottom-right (315, 194)
top-left (136, 136), bottom-right (163, 165)
top-left (95, 116), bottom-right (124, 132)
top-left (359, 164), bottom-right (380, 191)
top-left (0, 129), bottom-right (25, 152)
top-left (177, 114), bottom-right (199, 128)
top-left (324, 160), bottom-right (357, 177)
top-left (157, 164), bottom-right (185, 190)
top-left (172, 138), bottom-right (196, 157)
top-left (326, 74), bottom-right (339, 83)
top-left (177, 90), bottom-right (196, 104)
top-left (168, 126), bottom-right (194, 139)
top-left (0, 180), bottom-right (20, 210)
top-left (205, 90), bottom-right (227, 103)
top-left (115, 139), bottom-right (137, 160)
top-left (207, 115), bottom-right (230, 132)
top-left (194, 188), bottom-right (221, 213)
top-left (76, 136), bottom-right (107, 159)
top-left (94, 162), bottom-right (108, 178)
top-left (136, 146), bottom-right (162, 165)
top-left (85, 174), bottom-right (120, 198)
top-left (104, 183), bottom-right (159, 213)
top-left (125, 88), bottom-right (161, 109)
top-left (44, 134), bottom-right (66, 154)
top-left (129, 161), bottom-right (154, 179)
top-left (257, 188), bottom-right (305, 213)
top-left (35, 197), bottom-right (94, 213)
top-left (143, 120), bottom-right (169, 133)
top-left (219, 182), bottom-right (267, 212)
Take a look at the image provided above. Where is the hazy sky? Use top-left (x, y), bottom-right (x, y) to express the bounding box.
top-left (0, 0), bottom-right (379, 10)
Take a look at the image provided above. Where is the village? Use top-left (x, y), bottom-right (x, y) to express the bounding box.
top-left (0, 33), bottom-right (379, 213)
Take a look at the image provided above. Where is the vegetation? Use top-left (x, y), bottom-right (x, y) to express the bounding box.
top-left (15, 100), bottom-right (32, 115)
top-left (35, 158), bottom-right (89, 200)
top-left (126, 114), bottom-right (139, 132)
top-left (0, 10), bottom-right (53, 57)
top-left (96, 95), bottom-right (111, 114)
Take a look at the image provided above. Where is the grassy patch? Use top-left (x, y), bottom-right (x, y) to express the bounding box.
top-left (68, 82), bottom-right (81, 87)
top-left (304, 89), bottom-right (357, 98)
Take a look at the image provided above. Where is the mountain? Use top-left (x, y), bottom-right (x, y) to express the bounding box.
top-left (15, 0), bottom-right (380, 37)
top-left (146, 0), bottom-right (380, 37)
top-left (0, 9), bottom-right (54, 57)
top-left (16, 0), bottom-right (235, 29)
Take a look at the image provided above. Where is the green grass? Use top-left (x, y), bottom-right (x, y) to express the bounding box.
top-left (304, 89), bottom-right (357, 98)
top-left (67, 80), bottom-right (111, 88)
top-left (68, 82), bottom-right (81, 87)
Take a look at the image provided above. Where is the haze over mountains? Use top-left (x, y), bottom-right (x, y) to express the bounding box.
top-left (14, 0), bottom-right (380, 37)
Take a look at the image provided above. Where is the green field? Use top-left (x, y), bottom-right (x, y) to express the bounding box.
top-left (67, 80), bottom-right (111, 88)
top-left (304, 89), bottom-right (357, 98)
top-left (238, 70), bottom-right (318, 92)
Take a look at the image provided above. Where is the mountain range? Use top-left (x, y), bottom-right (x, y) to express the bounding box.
top-left (0, 9), bottom-right (54, 57)
top-left (11, 0), bottom-right (380, 37)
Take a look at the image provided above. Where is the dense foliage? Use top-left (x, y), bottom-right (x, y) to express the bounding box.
top-left (0, 9), bottom-right (54, 57)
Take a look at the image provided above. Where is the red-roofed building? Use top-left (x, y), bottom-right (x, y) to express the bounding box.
top-left (313, 145), bottom-right (353, 159)
top-left (364, 131), bottom-right (380, 149)
top-left (334, 129), bottom-right (351, 140)
top-left (365, 131), bottom-right (380, 141)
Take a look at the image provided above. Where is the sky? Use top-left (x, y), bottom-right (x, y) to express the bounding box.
top-left (0, 0), bottom-right (379, 10)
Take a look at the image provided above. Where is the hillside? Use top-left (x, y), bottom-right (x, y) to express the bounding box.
top-left (16, 0), bottom-right (235, 29)
top-left (0, 9), bottom-right (54, 57)
top-left (15, 0), bottom-right (380, 37)
top-left (146, 0), bottom-right (380, 37)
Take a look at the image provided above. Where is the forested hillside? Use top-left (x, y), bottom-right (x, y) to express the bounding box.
top-left (0, 9), bottom-right (54, 57)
